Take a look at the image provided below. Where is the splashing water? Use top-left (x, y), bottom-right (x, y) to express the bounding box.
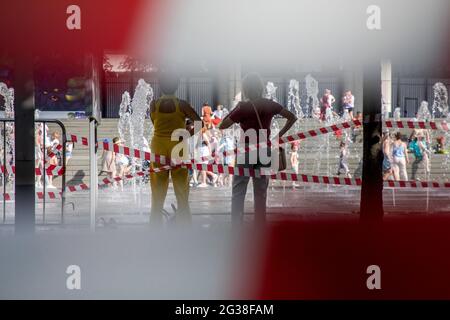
top-left (118, 91), bottom-right (132, 147)
top-left (265, 82), bottom-right (278, 102)
top-left (432, 82), bottom-right (449, 119)
top-left (417, 101), bottom-right (431, 121)
top-left (232, 92), bottom-right (242, 110)
top-left (393, 107), bottom-right (401, 121)
top-left (0, 82), bottom-right (14, 119)
top-left (0, 82), bottom-right (15, 185)
top-left (341, 109), bottom-right (352, 122)
top-left (222, 107), bottom-right (229, 118)
top-left (381, 97), bottom-right (389, 120)
top-left (287, 79), bottom-right (304, 132)
top-left (130, 79), bottom-right (153, 152)
top-left (305, 74), bottom-right (320, 120)
top-left (271, 120), bottom-right (280, 141)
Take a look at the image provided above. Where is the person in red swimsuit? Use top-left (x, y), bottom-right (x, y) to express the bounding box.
top-left (202, 103), bottom-right (213, 129)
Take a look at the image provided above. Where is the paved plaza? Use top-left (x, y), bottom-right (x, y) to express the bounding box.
top-left (1, 182), bottom-right (449, 231)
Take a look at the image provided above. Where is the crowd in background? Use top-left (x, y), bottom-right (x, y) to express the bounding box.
top-left (32, 89), bottom-right (449, 191)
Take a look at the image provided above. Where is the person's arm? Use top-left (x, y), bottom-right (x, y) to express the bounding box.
top-left (425, 130), bottom-right (431, 144)
top-left (404, 143), bottom-right (410, 164)
top-left (218, 114), bottom-right (235, 130)
top-left (219, 102), bottom-right (242, 130)
top-left (382, 140), bottom-right (389, 156)
top-left (330, 95), bottom-right (336, 104)
top-left (202, 132), bottom-right (212, 153)
top-left (181, 101), bottom-right (201, 122)
top-left (278, 108), bottom-right (297, 138)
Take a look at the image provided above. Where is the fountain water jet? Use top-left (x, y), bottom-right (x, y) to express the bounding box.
top-left (304, 74), bottom-right (320, 120)
top-left (265, 82), bottom-right (278, 102)
top-left (417, 101), bottom-right (431, 121)
top-left (118, 91), bottom-right (132, 146)
top-left (0, 82), bottom-right (15, 186)
top-left (432, 82), bottom-right (449, 119)
top-left (287, 79), bottom-right (304, 133)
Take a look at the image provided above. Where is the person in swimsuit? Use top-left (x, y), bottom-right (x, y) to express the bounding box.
top-left (391, 132), bottom-right (409, 181)
top-left (320, 89), bottom-right (335, 121)
top-left (337, 141), bottom-right (351, 178)
top-left (382, 129), bottom-right (393, 180)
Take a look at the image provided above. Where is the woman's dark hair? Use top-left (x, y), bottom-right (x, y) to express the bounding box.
top-left (242, 73), bottom-right (264, 101)
top-left (395, 132), bottom-right (402, 140)
top-left (158, 71), bottom-right (180, 95)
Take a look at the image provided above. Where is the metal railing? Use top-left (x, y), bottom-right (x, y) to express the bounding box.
top-left (0, 118), bottom-right (67, 224)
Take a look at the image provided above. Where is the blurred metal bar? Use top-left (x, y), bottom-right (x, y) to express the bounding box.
top-left (14, 52), bottom-right (35, 234)
top-left (89, 116), bottom-right (99, 231)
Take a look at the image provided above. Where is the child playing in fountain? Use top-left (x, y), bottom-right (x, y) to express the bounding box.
top-left (50, 131), bottom-right (61, 165)
top-left (417, 133), bottom-right (431, 180)
top-left (115, 138), bottom-right (131, 191)
top-left (99, 137), bottom-right (118, 188)
top-left (337, 141), bottom-right (351, 178)
top-left (290, 142), bottom-right (300, 188)
top-left (320, 89), bottom-right (335, 121)
top-left (45, 146), bottom-right (58, 188)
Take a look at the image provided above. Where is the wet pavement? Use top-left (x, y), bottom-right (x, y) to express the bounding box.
top-left (1, 181), bottom-right (449, 230)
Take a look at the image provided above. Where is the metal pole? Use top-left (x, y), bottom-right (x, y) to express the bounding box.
top-left (89, 117), bottom-right (98, 231)
top-left (14, 52), bottom-right (35, 234)
top-left (426, 170), bottom-right (430, 213)
top-left (392, 188), bottom-right (396, 207)
top-left (3, 122), bottom-right (6, 223)
top-left (59, 122), bottom-right (67, 224)
top-left (42, 121), bottom-right (46, 223)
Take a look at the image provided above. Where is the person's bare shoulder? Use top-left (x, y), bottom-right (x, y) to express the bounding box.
top-left (267, 99), bottom-right (283, 112)
top-left (179, 99), bottom-right (193, 112)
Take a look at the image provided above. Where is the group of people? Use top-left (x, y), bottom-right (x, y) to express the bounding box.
top-left (320, 89), bottom-right (355, 120)
top-left (382, 128), bottom-right (432, 181)
top-left (185, 103), bottom-right (235, 188)
top-left (34, 124), bottom-right (73, 188)
top-left (147, 71), bottom-right (297, 227)
top-left (99, 137), bottom-right (132, 190)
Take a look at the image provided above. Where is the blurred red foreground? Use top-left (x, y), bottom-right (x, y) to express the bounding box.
top-left (240, 214), bottom-right (450, 299)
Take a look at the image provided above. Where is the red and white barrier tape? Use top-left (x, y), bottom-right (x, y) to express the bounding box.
top-left (35, 165), bottom-right (65, 176)
top-left (100, 140), bottom-right (168, 165)
top-left (1, 165), bottom-right (65, 176)
top-left (384, 180), bottom-right (450, 189)
top-left (0, 191), bottom-right (63, 201)
top-left (66, 119), bottom-right (450, 164)
top-left (67, 134), bottom-right (89, 146)
top-left (384, 120), bottom-right (449, 131)
top-left (46, 144), bottom-right (63, 159)
top-left (279, 119), bottom-right (361, 144)
top-left (65, 121), bottom-right (363, 164)
top-left (2, 175), bottom-right (449, 202)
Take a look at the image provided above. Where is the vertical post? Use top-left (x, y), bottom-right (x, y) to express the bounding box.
top-left (89, 117), bottom-right (98, 231)
top-left (14, 52), bottom-right (35, 234)
top-left (3, 122), bottom-right (6, 223)
top-left (42, 121), bottom-right (46, 223)
top-left (360, 63), bottom-right (384, 222)
top-left (381, 60), bottom-right (392, 118)
top-left (59, 121), bottom-right (67, 224)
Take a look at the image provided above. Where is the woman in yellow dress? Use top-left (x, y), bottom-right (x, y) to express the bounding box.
top-left (149, 72), bottom-right (201, 225)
